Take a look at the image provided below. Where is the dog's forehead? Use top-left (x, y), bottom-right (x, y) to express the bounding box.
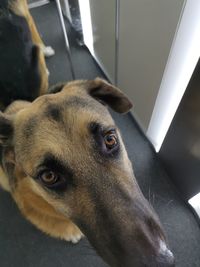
top-left (14, 89), bottom-right (115, 169)
top-left (15, 89), bottom-right (113, 137)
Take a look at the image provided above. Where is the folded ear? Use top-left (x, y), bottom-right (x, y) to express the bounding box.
top-left (48, 83), bottom-right (66, 94)
top-left (0, 112), bottom-right (13, 146)
top-left (86, 78), bottom-right (133, 113)
top-left (48, 78), bottom-right (132, 113)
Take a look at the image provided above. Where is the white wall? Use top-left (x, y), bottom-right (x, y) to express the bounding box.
top-left (147, 0), bottom-right (200, 151)
top-left (118, 0), bottom-right (185, 130)
top-left (89, 0), bottom-right (116, 83)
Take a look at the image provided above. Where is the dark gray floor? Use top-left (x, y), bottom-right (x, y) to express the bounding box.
top-left (0, 2), bottom-right (200, 267)
top-left (31, 1), bottom-right (105, 84)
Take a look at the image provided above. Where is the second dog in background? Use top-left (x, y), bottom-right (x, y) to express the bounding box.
top-left (0, 0), bottom-right (54, 110)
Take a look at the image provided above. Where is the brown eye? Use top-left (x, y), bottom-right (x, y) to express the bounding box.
top-left (104, 132), bottom-right (118, 149)
top-left (40, 170), bottom-right (58, 185)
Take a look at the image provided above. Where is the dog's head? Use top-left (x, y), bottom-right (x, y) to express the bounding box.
top-left (0, 78), bottom-right (174, 267)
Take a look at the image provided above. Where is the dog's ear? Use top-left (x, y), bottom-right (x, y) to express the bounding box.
top-left (0, 113), bottom-right (13, 146)
top-left (86, 78), bottom-right (133, 113)
top-left (48, 83), bottom-right (66, 94)
top-left (48, 78), bottom-right (132, 113)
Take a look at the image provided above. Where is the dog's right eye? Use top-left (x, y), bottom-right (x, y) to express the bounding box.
top-left (37, 169), bottom-right (70, 192)
top-left (40, 170), bottom-right (59, 186)
top-left (35, 155), bottom-right (74, 192)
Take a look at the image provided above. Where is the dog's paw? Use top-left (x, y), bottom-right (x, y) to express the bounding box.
top-left (64, 231), bottom-right (84, 244)
top-left (43, 46), bottom-right (55, 57)
top-left (46, 68), bottom-right (50, 76)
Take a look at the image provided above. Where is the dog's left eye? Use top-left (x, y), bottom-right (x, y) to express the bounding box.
top-left (40, 170), bottom-right (59, 186)
top-left (104, 131), bottom-right (118, 149)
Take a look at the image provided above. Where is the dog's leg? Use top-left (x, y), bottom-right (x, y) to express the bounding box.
top-left (0, 167), bottom-right (10, 192)
top-left (20, 202), bottom-right (84, 243)
top-left (11, 0), bottom-right (55, 57)
top-left (25, 211), bottom-right (84, 243)
top-left (27, 14), bottom-right (55, 57)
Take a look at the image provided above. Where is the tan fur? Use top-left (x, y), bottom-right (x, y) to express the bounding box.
top-left (14, 178), bottom-right (83, 242)
top-left (5, 100), bottom-right (31, 114)
top-left (10, 0), bottom-right (44, 47)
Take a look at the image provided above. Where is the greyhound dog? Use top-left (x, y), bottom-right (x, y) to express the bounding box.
top-left (0, 0), bottom-right (54, 110)
top-left (0, 78), bottom-right (175, 267)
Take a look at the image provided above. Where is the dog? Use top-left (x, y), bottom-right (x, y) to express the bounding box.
top-left (0, 0), bottom-right (54, 110)
top-left (0, 78), bottom-right (175, 267)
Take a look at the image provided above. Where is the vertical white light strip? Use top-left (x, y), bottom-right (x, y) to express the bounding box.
top-left (78, 0), bottom-right (94, 56)
top-left (188, 192), bottom-right (200, 218)
top-left (147, 0), bottom-right (200, 152)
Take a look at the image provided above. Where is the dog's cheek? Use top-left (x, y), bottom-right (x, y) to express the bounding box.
top-left (28, 178), bottom-right (73, 218)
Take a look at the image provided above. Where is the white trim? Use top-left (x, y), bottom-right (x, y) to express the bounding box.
top-left (188, 192), bottom-right (200, 218)
top-left (147, 0), bottom-right (200, 152)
